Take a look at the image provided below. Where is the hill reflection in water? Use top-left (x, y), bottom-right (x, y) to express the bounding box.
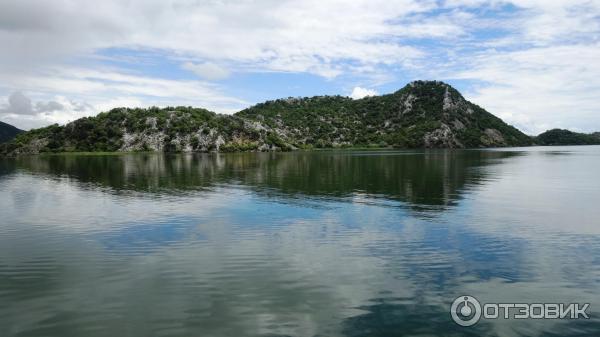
top-left (7, 150), bottom-right (522, 210)
top-left (1, 147), bottom-right (600, 337)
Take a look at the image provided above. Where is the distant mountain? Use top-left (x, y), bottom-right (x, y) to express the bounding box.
top-left (1, 81), bottom-right (532, 156)
top-left (0, 121), bottom-right (23, 143)
top-left (535, 129), bottom-right (600, 146)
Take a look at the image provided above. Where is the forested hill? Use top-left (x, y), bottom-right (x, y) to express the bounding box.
top-left (1, 81), bottom-right (533, 156)
top-left (535, 129), bottom-right (600, 145)
top-left (0, 121), bottom-right (23, 143)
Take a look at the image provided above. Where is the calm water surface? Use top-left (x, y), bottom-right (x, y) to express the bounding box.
top-left (1, 146), bottom-right (599, 336)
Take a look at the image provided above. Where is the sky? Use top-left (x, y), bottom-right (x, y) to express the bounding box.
top-left (0, 0), bottom-right (599, 134)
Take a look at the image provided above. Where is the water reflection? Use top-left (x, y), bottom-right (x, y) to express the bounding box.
top-left (1, 147), bottom-right (599, 337)
top-left (4, 150), bottom-right (523, 208)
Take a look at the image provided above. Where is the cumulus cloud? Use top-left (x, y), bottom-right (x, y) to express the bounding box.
top-left (4, 92), bottom-right (34, 115)
top-left (35, 101), bottom-right (64, 113)
top-left (350, 87), bottom-right (379, 99)
top-left (1, 92), bottom-right (64, 116)
top-left (0, 65), bottom-right (249, 129)
top-left (453, 43), bottom-right (600, 134)
top-left (0, 0), bottom-right (599, 132)
top-left (0, 92), bottom-right (96, 130)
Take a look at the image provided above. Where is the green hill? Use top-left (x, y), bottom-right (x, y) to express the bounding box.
top-left (1, 81), bottom-right (533, 156)
top-left (0, 121), bottom-right (23, 143)
top-left (535, 129), bottom-right (600, 145)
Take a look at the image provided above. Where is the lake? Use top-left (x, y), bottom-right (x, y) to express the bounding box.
top-left (1, 146), bottom-right (599, 336)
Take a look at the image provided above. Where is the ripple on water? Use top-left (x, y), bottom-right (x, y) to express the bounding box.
top-left (1, 148), bottom-right (600, 336)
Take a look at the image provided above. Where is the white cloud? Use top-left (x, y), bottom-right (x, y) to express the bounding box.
top-left (0, 67), bottom-right (249, 129)
top-left (1, 91), bottom-right (65, 116)
top-left (2, 92), bottom-right (34, 115)
top-left (0, 0), bottom-right (450, 78)
top-left (1, 0), bottom-right (600, 132)
top-left (510, 0), bottom-right (600, 45)
top-left (5, 66), bottom-right (247, 106)
top-left (0, 93), bottom-right (96, 130)
top-left (182, 62), bottom-right (230, 81)
top-left (453, 43), bottom-right (600, 134)
top-left (35, 100), bottom-right (64, 113)
top-left (350, 87), bottom-right (379, 99)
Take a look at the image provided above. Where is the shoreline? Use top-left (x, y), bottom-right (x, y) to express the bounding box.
top-left (3, 144), bottom-right (600, 158)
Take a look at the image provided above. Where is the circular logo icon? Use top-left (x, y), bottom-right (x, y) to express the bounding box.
top-left (450, 295), bottom-right (482, 327)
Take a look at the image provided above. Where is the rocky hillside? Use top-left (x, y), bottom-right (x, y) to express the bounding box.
top-left (238, 80), bottom-right (531, 148)
top-left (1, 81), bottom-right (532, 156)
top-left (0, 121), bottom-right (23, 143)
